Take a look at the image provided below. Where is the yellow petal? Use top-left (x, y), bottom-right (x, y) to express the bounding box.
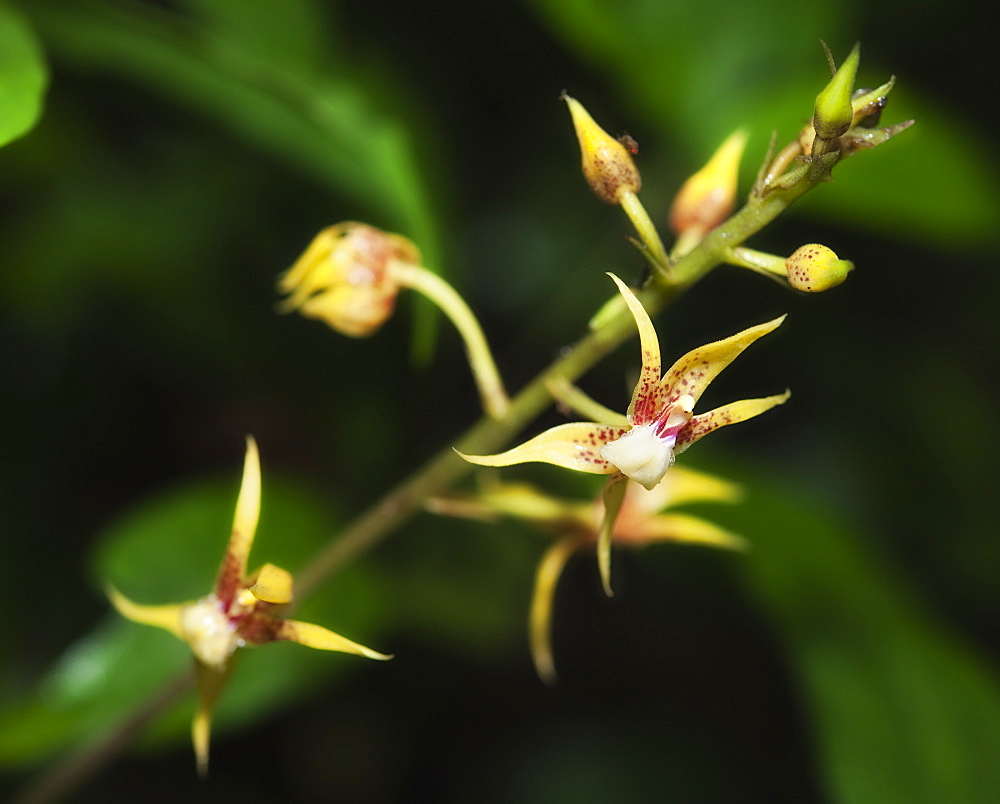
top-left (628, 465), bottom-right (742, 515)
top-left (247, 562), bottom-right (294, 605)
top-left (457, 422), bottom-right (627, 475)
top-left (625, 512), bottom-right (747, 551)
top-left (106, 584), bottom-right (186, 641)
top-left (217, 436), bottom-right (262, 603)
top-left (597, 473), bottom-right (627, 597)
top-left (675, 390), bottom-right (791, 453)
top-left (277, 620), bottom-right (392, 661)
top-left (192, 657), bottom-right (235, 778)
top-left (529, 537), bottom-right (578, 685)
top-left (658, 316), bottom-right (785, 408)
top-left (607, 274), bottom-right (662, 426)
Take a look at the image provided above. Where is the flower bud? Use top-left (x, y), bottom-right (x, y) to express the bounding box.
top-left (813, 43), bottom-right (860, 142)
top-left (785, 244), bottom-right (853, 292)
top-left (669, 129), bottom-right (747, 239)
top-left (563, 93), bottom-right (641, 204)
top-left (277, 222), bottom-right (420, 337)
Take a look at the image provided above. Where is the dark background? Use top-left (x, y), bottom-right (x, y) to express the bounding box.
top-left (2, 0), bottom-right (999, 801)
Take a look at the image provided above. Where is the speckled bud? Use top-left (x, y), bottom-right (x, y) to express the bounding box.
top-left (278, 222), bottom-right (420, 337)
top-left (785, 244), bottom-right (854, 292)
top-left (563, 93), bottom-right (641, 204)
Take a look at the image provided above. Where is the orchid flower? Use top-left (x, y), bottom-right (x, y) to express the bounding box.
top-left (107, 437), bottom-right (391, 775)
top-left (429, 467), bottom-right (743, 683)
top-left (459, 274), bottom-right (788, 595)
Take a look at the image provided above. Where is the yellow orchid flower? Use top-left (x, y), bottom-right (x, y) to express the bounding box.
top-left (429, 467), bottom-right (744, 684)
top-left (459, 274), bottom-right (788, 595)
top-left (107, 437), bottom-right (391, 775)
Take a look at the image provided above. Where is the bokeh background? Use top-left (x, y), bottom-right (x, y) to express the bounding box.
top-left (2, 0), bottom-right (999, 801)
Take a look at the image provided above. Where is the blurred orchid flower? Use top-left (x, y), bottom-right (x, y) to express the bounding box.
top-left (108, 437), bottom-right (390, 775)
top-left (429, 467), bottom-right (743, 683)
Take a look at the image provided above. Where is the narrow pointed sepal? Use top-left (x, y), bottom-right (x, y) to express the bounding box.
top-left (277, 620), bottom-right (392, 661)
top-left (606, 274), bottom-right (662, 425)
top-left (659, 316), bottom-right (786, 409)
top-left (530, 537), bottom-right (578, 685)
top-left (597, 473), bottom-right (627, 597)
top-left (456, 422), bottom-right (628, 475)
top-left (228, 436), bottom-right (262, 577)
top-left (106, 584), bottom-right (187, 641)
top-left (192, 658), bottom-right (235, 778)
top-left (676, 390), bottom-right (791, 453)
top-left (217, 437), bottom-right (262, 605)
top-left (628, 512), bottom-right (747, 551)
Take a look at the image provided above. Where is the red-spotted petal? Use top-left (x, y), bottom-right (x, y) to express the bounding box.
top-left (607, 274), bottom-right (662, 425)
top-left (217, 437), bottom-right (262, 607)
top-left (457, 422), bottom-right (628, 475)
top-left (657, 316), bottom-right (785, 410)
top-left (675, 391), bottom-right (791, 453)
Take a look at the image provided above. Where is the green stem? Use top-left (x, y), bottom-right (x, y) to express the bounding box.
top-left (294, 161), bottom-right (830, 598)
top-left (392, 262), bottom-right (510, 419)
top-left (618, 190), bottom-right (670, 270)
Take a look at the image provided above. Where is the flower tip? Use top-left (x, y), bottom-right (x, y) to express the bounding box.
top-left (564, 94), bottom-right (641, 204)
top-left (669, 128), bottom-right (749, 239)
top-left (813, 42), bottom-right (861, 141)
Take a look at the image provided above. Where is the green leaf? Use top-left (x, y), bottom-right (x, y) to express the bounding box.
top-left (25, 1), bottom-right (439, 258)
top-left (709, 461), bottom-right (1000, 802)
top-left (0, 2), bottom-right (48, 148)
top-left (0, 468), bottom-right (388, 768)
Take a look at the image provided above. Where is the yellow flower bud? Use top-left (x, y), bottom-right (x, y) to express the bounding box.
top-left (278, 222), bottom-right (420, 337)
top-left (669, 129), bottom-right (747, 239)
top-left (563, 93), bottom-right (641, 204)
top-left (785, 244), bottom-right (854, 292)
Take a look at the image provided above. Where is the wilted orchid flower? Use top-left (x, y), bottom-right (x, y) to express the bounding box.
top-left (107, 437), bottom-right (390, 775)
top-left (278, 222), bottom-right (509, 418)
top-left (429, 467), bottom-right (743, 683)
top-left (459, 274), bottom-right (788, 595)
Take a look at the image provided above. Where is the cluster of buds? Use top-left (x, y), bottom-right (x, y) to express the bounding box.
top-left (764, 44), bottom-right (913, 185)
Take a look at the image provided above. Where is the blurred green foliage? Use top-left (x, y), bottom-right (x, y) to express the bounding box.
top-left (3, 0), bottom-right (999, 801)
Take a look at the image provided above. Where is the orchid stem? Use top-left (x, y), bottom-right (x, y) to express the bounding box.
top-left (23, 138), bottom-right (839, 802)
top-left (393, 262), bottom-right (510, 419)
top-left (295, 155), bottom-right (834, 598)
top-left (618, 190), bottom-right (670, 271)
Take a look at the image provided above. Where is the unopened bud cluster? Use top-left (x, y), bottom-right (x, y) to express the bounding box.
top-left (278, 222), bottom-right (418, 337)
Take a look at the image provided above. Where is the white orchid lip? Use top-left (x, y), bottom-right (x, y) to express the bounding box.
top-left (599, 395), bottom-right (695, 491)
top-left (600, 423), bottom-right (676, 490)
top-left (180, 594), bottom-right (240, 670)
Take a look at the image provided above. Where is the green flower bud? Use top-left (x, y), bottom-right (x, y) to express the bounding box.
top-left (785, 244), bottom-right (854, 292)
top-left (813, 43), bottom-right (860, 142)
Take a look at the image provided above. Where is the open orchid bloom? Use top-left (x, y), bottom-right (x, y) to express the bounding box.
top-left (428, 467), bottom-right (744, 683)
top-left (107, 437), bottom-right (390, 775)
top-left (459, 274), bottom-right (788, 595)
